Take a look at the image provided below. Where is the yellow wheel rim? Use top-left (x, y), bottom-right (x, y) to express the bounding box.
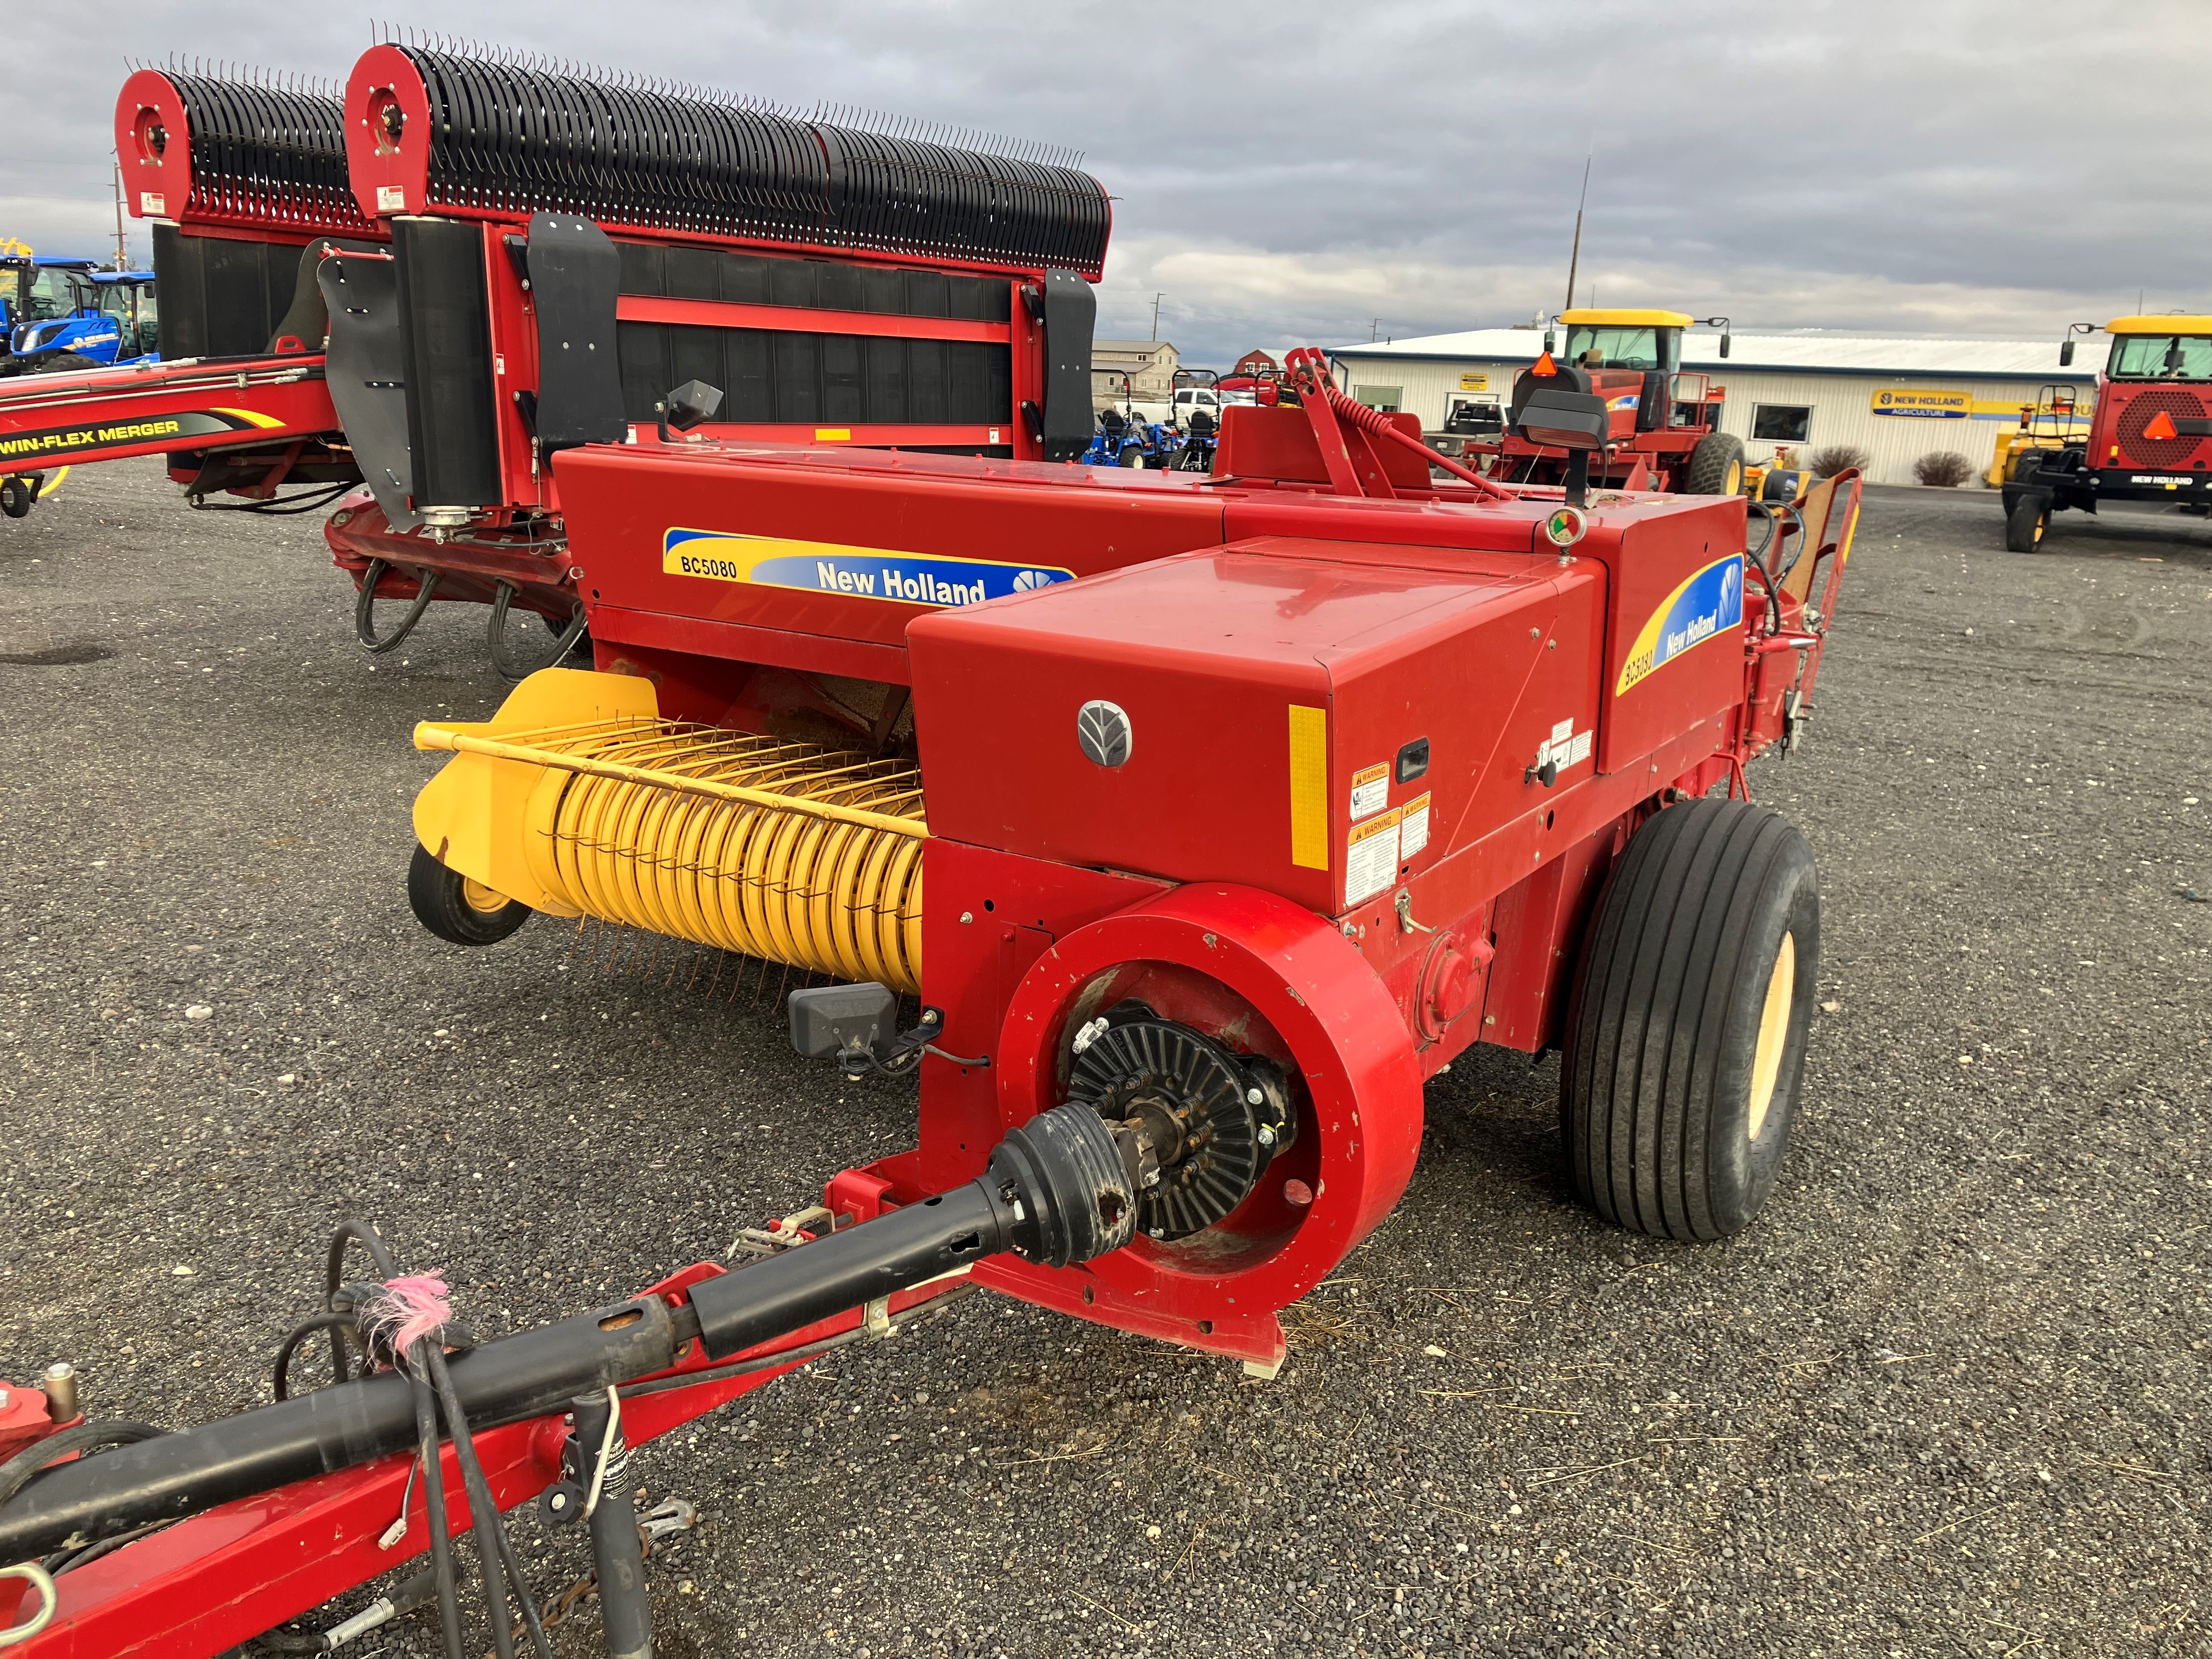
top-left (460, 876), bottom-right (511, 915)
top-left (1724, 459), bottom-right (1742, 495)
top-left (1747, 931), bottom-right (1795, 1139)
top-left (2033, 511), bottom-right (2045, 545)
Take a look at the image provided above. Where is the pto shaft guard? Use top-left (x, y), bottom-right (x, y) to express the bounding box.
top-left (981, 882), bottom-right (1425, 1371)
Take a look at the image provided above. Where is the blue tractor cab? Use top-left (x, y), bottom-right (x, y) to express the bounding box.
top-left (1, 258), bottom-right (160, 375)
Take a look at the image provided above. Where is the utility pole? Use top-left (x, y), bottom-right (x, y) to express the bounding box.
top-left (1563, 148), bottom-right (1592, 314)
top-left (1370, 318), bottom-right (1380, 342)
top-left (112, 154), bottom-right (129, 270)
top-left (1150, 292), bottom-right (1164, 341)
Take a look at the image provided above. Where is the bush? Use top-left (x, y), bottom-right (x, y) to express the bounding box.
top-left (1912, 450), bottom-right (1975, 488)
top-left (1808, 445), bottom-right (1869, 478)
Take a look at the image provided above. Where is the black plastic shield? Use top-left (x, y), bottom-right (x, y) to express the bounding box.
top-left (318, 250), bottom-right (421, 532)
top-left (1040, 268), bottom-right (1097, 460)
top-left (393, 217), bottom-right (501, 510)
top-left (524, 213), bottom-right (628, 450)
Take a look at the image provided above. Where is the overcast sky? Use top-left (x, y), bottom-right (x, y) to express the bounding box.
top-left (5, 1), bottom-right (2207, 367)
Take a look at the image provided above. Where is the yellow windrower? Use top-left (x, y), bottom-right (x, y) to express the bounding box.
top-left (413, 669), bottom-right (926, 993)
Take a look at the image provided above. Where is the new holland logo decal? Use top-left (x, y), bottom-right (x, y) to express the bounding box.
top-left (1615, 554), bottom-right (1744, 695)
top-left (662, 528), bottom-right (1073, 609)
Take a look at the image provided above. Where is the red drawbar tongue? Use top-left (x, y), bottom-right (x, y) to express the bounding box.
top-left (2141, 409), bottom-right (2179, 441)
top-left (1532, 351), bottom-right (1558, 377)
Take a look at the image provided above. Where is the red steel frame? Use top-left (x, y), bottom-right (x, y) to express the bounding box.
top-left (0, 353), bottom-right (1861, 1657)
top-left (1, 61), bottom-right (1872, 1659)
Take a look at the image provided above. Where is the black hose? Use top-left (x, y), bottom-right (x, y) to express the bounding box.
top-left (41, 1517), bottom-right (170, 1576)
top-left (424, 1344), bottom-right (550, 1659)
top-left (0, 1421), bottom-right (166, 1509)
top-left (244, 1619), bottom-right (328, 1653)
top-left (410, 1351), bottom-right (466, 1659)
top-left (354, 559), bottom-right (441, 653)
top-left (325, 1221), bottom-right (466, 1659)
top-left (188, 483), bottom-right (357, 516)
top-left (485, 582), bottom-right (586, 683)
top-left (271, 1312), bottom-right (358, 1401)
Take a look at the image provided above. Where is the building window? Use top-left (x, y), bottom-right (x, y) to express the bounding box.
top-left (1354, 385), bottom-right (1402, 412)
top-left (1751, 403), bottom-right (1812, 443)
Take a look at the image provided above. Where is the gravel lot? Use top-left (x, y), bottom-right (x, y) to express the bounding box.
top-left (2, 465), bottom-right (2208, 1659)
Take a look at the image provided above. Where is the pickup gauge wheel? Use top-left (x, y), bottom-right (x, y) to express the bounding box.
top-left (407, 843), bottom-right (532, 946)
top-left (1561, 798), bottom-right (1820, 1240)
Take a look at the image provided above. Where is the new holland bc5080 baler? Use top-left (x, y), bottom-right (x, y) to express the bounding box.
top-left (0, 45), bottom-right (1863, 1659)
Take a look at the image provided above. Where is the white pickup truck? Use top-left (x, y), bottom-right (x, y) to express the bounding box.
top-left (1102, 385), bottom-right (1226, 429)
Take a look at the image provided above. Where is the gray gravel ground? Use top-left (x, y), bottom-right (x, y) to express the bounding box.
top-left (2, 466), bottom-right (2208, 1659)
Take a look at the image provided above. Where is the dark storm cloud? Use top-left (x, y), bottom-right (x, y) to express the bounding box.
top-left (5, 1), bottom-right (2205, 365)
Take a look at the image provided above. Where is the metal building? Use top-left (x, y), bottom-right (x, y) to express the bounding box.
top-left (1329, 327), bottom-right (2093, 486)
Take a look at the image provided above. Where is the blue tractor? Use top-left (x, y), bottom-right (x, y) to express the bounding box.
top-left (1080, 407), bottom-right (1182, 467)
top-left (1, 257), bottom-right (160, 375)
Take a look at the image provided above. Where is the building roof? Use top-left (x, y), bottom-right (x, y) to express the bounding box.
top-left (1093, 338), bottom-right (1177, 360)
top-left (1332, 326), bottom-right (2094, 381)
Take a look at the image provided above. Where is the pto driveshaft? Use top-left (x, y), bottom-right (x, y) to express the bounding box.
top-left (0, 1105), bottom-right (1135, 1564)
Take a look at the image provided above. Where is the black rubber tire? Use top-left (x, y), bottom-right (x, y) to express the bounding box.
top-left (2005, 494), bottom-right (2049, 554)
top-left (1561, 797), bottom-right (1821, 1240)
top-left (33, 352), bottom-right (100, 375)
top-left (1683, 431), bottom-right (1746, 495)
top-left (407, 843), bottom-right (532, 946)
top-left (0, 477), bottom-right (32, 518)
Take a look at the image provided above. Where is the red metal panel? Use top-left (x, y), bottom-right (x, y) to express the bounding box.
top-left (906, 540), bottom-right (1597, 918)
top-left (1222, 491), bottom-right (1544, 555)
top-left (588, 603), bottom-right (916, 687)
top-left (1570, 497), bottom-right (1748, 775)
top-left (557, 442), bottom-right (1232, 658)
top-left (0, 362), bottom-right (338, 470)
top-left (1216, 403), bottom-right (1432, 490)
top-left (615, 295), bottom-right (1011, 344)
top-left (631, 422), bottom-right (1019, 449)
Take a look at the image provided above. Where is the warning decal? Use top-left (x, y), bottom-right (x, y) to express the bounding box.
top-left (1400, 793), bottom-right (1432, 857)
top-left (1346, 808), bottom-right (1402, 906)
top-left (1349, 762), bottom-right (1390, 821)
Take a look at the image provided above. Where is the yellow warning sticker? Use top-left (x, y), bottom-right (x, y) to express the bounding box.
top-left (1400, 792), bottom-right (1432, 857)
top-left (1345, 807), bottom-right (1402, 906)
top-left (1349, 762), bottom-right (1390, 821)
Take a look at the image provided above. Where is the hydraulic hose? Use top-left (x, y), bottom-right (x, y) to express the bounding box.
top-left (0, 1105), bottom-right (1137, 1564)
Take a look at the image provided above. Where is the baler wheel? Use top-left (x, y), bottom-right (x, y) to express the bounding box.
top-left (1561, 798), bottom-right (1820, 1240)
top-left (407, 843), bottom-right (532, 946)
top-left (2004, 495), bottom-right (2049, 554)
top-left (0, 477), bottom-right (32, 518)
top-left (1684, 432), bottom-right (1746, 496)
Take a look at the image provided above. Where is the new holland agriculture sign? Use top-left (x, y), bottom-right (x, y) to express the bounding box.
top-left (1870, 388), bottom-right (1972, 419)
